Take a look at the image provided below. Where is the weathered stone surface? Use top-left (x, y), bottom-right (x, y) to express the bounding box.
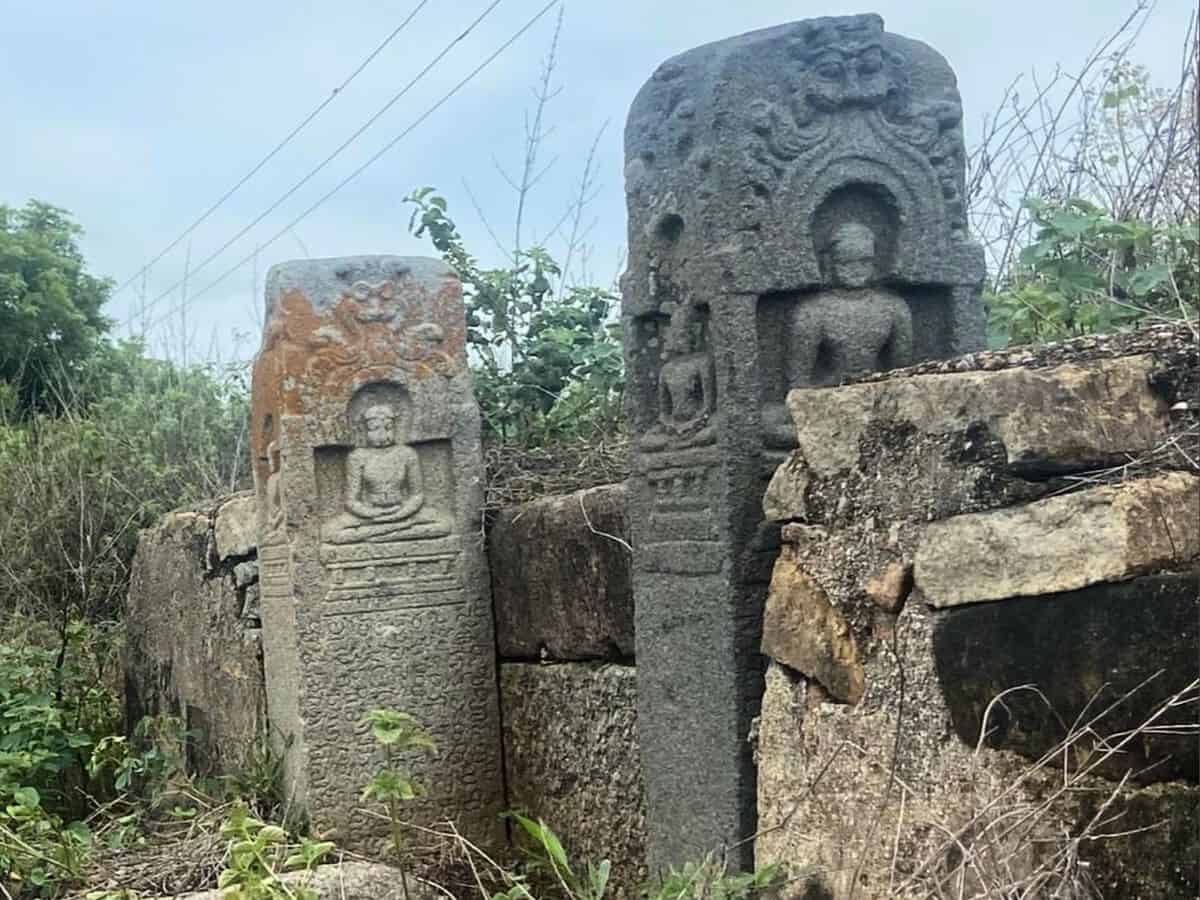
top-left (757, 601), bottom-right (1200, 900)
top-left (125, 493), bottom-right (264, 777)
top-left (213, 492), bottom-right (257, 561)
top-left (863, 560), bottom-right (911, 612)
top-left (914, 472), bottom-right (1200, 607)
top-left (762, 544), bottom-right (863, 704)
top-left (933, 570), bottom-right (1200, 782)
top-left (249, 257), bottom-right (503, 855)
top-left (756, 324), bottom-right (1200, 896)
top-left (171, 861), bottom-right (436, 899)
top-left (490, 484), bottom-right (633, 660)
top-left (501, 663), bottom-right (646, 897)
top-left (623, 13), bottom-right (985, 869)
top-left (781, 354), bottom-right (1169, 481)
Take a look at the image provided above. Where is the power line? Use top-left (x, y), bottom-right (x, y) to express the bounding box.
top-left (126, 0), bottom-right (507, 328)
top-left (112, 0), bottom-right (430, 301)
top-left (142, 0), bottom-right (561, 337)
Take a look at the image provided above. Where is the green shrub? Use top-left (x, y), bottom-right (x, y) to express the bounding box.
top-left (987, 197), bottom-right (1198, 345)
top-left (405, 188), bottom-right (623, 446)
top-left (0, 618), bottom-right (121, 894)
top-left (0, 344), bottom-right (249, 623)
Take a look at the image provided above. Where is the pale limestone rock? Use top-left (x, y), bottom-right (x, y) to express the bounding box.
top-left (914, 472), bottom-right (1199, 607)
top-left (763, 454), bottom-right (810, 523)
top-left (864, 560), bottom-right (912, 612)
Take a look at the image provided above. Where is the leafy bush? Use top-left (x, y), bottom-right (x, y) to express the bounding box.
top-left (215, 802), bottom-right (334, 900)
top-left (406, 188), bottom-right (623, 446)
top-left (987, 196), bottom-right (1198, 344)
top-left (0, 618), bottom-right (123, 894)
top-left (0, 343), bottom-right (249, 623)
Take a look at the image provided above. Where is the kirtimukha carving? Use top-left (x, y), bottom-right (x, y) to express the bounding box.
top-left (622, 13), bottom-right (986, 870)
top-left (250, 257), bottom-right (503, 859)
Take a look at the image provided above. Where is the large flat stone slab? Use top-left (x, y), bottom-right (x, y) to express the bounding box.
top-left (490, 484), bottom-right (633, 660)
top-left (914, 472), bottom-right (1199, 607)
top-left (501, 662), bottom-right (646, 897)
top-left (785, 355), bottom-right (1169, 480)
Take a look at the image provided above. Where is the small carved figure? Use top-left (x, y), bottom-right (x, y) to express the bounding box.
top-left (641, 301), bottom-right (716, 451)
top-left (264, 441), bottom-right (287, 544)
top-left (323, 402), bottom-right (450, 544)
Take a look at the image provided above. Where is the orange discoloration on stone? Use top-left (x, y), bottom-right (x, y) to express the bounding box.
top-left (250, 273), bottom-right (465, 486)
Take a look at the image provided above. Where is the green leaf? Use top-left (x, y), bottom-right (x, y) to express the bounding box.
top-left (1126, 263), bottom-right (1172, 297)
top-left (12, 786), bottom-right (39, 808)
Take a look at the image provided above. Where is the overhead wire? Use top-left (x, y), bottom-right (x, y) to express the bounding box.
top-left (126, 0), bottom-right (511, 328)
top-left (113, 0), bottom-right (430, 303)
top-left (140, 0), bottom-right (560, 336)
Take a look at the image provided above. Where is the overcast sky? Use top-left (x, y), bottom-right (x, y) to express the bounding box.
top-left (2, 0), bottom-right (1194, 362)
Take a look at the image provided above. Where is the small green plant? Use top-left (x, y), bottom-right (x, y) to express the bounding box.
top-left (215, 801), bottom-right (333, 900)
top-left (646, 856), bottom-right (783, 900)
top-left (506, 813), bottom-right (610, 900)
top-left (359, 709), bottom-right (438, 900)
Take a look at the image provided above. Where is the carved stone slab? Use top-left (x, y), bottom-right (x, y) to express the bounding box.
top-left (621, 14), bottom-right (987, 870)
top-left (250, 256), bottom-right (503, 853)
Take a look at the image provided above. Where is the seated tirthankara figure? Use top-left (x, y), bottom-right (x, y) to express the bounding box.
top-left (763, 221), bottom-right (914, 447)
top-left (640, 301), bottom-right (717, 452)
top-left (323, 403), bottom-right (450, 545)
top-left (789, 221), bottom-right (914, 385)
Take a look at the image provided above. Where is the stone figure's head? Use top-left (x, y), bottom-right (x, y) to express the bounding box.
top-left (662, 301), bottom-right (702, 358)
top-left (830, 222), bottom-right (877, 288)
top-left (361, 404), bottom-right (399, 448)
top-left (790, 15), bottom-right (905, 114)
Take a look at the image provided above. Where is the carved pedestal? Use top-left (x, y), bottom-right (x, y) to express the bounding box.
top-left (250, 256), bottom-right (503, 852)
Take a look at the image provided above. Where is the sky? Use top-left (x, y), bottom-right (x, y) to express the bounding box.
top-left (2, 0), bottom-right (1194, 363)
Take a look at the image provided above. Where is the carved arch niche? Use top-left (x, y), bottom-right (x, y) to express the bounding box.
top-left (313, 381), bottom-right (456, 533)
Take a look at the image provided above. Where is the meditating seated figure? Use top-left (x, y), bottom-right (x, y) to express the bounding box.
top-left (322, 403), bottom-right (450, 545)
top-left (763, 221), bottom-right (914, 448)
top-left (640, 301), bottom-right (717, 451)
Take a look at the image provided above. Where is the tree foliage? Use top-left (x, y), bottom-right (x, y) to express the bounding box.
top-left (405, 188), bottom-right (623, 446)
top-left (0, 202), bottom-right (113, 412)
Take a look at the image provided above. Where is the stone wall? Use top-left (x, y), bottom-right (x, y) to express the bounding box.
top-left (124, 482), bottom-right (645, 886)
top-left (756, 323), bottom-right (1199, 899)
top-left (125, 492), bottom-right (265, 776)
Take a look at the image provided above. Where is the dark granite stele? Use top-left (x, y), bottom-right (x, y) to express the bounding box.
top-left (621, 12), bottom-right (987, 869)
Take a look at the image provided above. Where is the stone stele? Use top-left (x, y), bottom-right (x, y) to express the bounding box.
top-left (249, 256), bottom-right (503, 853)
top-left (621, 14), bottom-right (986, 869)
